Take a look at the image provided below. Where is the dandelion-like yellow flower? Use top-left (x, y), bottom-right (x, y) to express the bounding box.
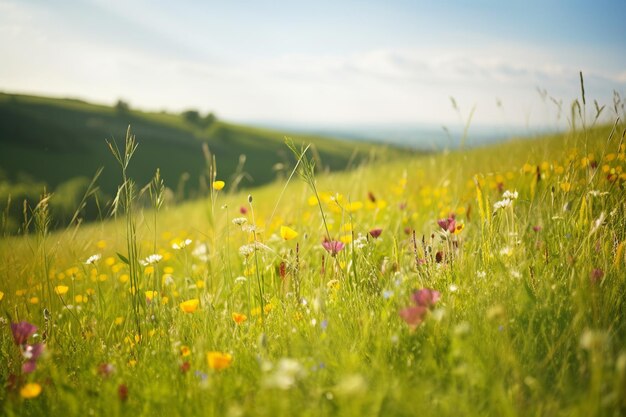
top-left (345, 201), bottom-right (363, 213)
top-left (0, 291), bottom-right (4, 301)
top-left (180, 345), bottom-right (191, 357)
top-left (20, 382), bottom-right (42, 399)
top-left (207, 351), bottom-right (233, 370)
top-left (232, 312), bottom-right (247, 324)
top-left (560, 182), bottom-right (571, 192)
top-left (180, 298), bottom-right (200, 313)
top-left (212, 181), bottom-right (225, 191)
top-left (280, 225), bottom-right (298, 240)
top-left (145, 290), bottom-right (158, 301)
top-left (54, 285), bottom-right (69, 295)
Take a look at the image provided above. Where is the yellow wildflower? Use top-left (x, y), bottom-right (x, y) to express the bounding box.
top-left (20, 383), bottom-right (42, 399)
top-left (232, 312), bottom-right (247, 324)
top-left (212, 181), bottom-right (225, 190)
top-left (54, 285), bottom-right (69, 295)
top-left (280, 225), bottom-right (298, 240)
top-left (180, 345), bottom-right (191, 357)
top-left (207, 351), bottom-right (233, 370)
top-left (180, 298), bottom-right (200, 313)
top-left (345, 201), bottom-right (363, 212)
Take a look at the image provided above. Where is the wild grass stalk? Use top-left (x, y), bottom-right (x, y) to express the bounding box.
top-left (107, 126), bottom-right (142, 338)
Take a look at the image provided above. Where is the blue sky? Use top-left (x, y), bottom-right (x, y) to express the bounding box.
top-left (1, 0), bottom-right (625, 127)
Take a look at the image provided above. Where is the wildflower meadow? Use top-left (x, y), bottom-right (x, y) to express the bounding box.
top-left (1, 108), bottom-right (626, 416)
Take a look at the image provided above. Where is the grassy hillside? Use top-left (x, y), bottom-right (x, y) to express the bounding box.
top-left (0, 93), bottom-right (404, 229)
top-left (0, 120), bottom-right (624, 416)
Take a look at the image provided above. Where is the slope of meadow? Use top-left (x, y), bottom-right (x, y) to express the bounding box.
top-left (0, 93), bottom-right (402, 230)
top-left (0, 122), bottom-right (625, 417)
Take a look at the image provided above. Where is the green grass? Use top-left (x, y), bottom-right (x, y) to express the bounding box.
top-left (0, 93), bottom-right (405, 230)
top-left (0, 122), bottom-right (625, 417)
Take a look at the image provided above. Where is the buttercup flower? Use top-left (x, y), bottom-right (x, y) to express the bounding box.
top-left (232, 312), bottom-right (247, 324)
top-left (180, 299), bottom-right (200, 313)
top-left (20, 382), bottom-right (42, 399)
top-left (280, 225), bottom-right (298, 240)
top-left (207, 351), bottom-right (233, 370)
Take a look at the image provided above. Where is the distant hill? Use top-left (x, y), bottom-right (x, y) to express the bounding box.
top-left (0, 93), bottom-right (405, 230)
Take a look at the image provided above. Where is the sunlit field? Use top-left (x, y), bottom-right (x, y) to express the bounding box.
top-left (1, 103), bottom-right (625, 416)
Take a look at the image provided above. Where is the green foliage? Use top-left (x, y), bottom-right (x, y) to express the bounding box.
top-left (0, 93), bottom-right (399, 231)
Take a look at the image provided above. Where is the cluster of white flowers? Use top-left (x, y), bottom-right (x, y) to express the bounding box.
top-left (163, 275), bottom-right (175, 286)
top-left (232, 217), bottom-right (247, 226)
top-left (502, 190), bottom-right (518, 200)
top-left (84, 253), bottom-right (101, 265)
top-left (262, 358), bottom-right (306, 390)
top-left (242, 224), bottom-right (258, 234)
top-left (588, 190), bottom-right (609, 197)
top-left (172, 239), bottom-right (192, 250)
top-left (493, 190), bottom-right (519, 211)
top-left (140, 254), bottom-right (163, 266)
top-left (192, 244), bottom-right (209, 262)
top-left (499, 246), bottom-right (513, 257)
top-left (353, 234), bottom-right (368, 250)
top-left (238, 244), bottom-right (257, 257)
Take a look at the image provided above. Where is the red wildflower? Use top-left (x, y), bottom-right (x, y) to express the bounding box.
top-left (411, 288), bottom-right (441, 308)
top-left (399, 306), bottom-right (428, 330)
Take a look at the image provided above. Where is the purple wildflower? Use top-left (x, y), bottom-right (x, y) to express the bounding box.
top-left (10, 321), bottom-right (37, 346)
top-left (412, 288), bottom-right (441, 308)
top-left (399, 306), bottom-right (428, 330)
top-left (322, 240), bottom-right (345, 256)
top-left (437, 217), bottom-right (456, 233)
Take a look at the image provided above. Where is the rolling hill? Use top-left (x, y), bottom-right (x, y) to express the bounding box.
top-left (0, 93), bottom-right (406, 230)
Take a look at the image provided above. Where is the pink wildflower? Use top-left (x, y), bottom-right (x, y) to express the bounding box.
top-left (322, 240), bottom-right (345, 256)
